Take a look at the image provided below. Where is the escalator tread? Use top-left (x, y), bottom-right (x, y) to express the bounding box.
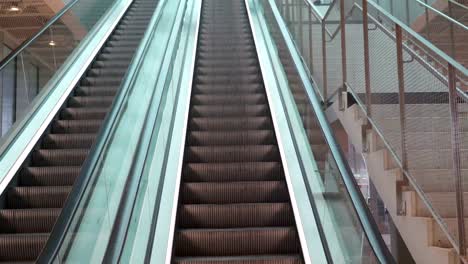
top-left (0, 0), bottom-right (158, 261)
top-left (172, 0), bottom-right (303, 263)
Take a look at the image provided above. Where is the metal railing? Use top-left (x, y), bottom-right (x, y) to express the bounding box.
top-left (276, 0), bottom-right (468, 261)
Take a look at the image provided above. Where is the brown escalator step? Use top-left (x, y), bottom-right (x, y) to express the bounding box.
top-left (61, 107), bottom-right (108, 120)
top-left (187, 131), bottom-right (275, 146)
top-left (42, 134), bottom-right (96, 149)
top-left (196, 66), bottom-right (259, 76)
top-left (32, 149), bottom-right (88, 166)
top-left (0, 208), bottom-right (61, 233)
top-left (52, 120), bottom-right (103, 133)
top-left (75, 86), bottom-right (119, 96)
top-left (183, 162), bottom-right (283, 182)
top-left (189, 117), bottom-right (272, 131)
top-left (185, 145), bottom-right (280, 163)
top-left (178, 203), bottom-right (294, 228)
top-left (190, 105), bottom-right (268, 118)
top-left (7, 186), bottom-right (71, 209)
top-left (174, 227), bottom-right (301, 256)
top-left (0, 233), bottom-right (48, 261)
top-left (193, 84), bottom-right (263, 94)
top-left (192, 94), bottom-right (266, 105)
top-left (68, 96), bottom-right (114, 107)
top-left (173, 255), bottom-right (304, 264)
top-left (181, 181), bottom-right (289, 204)
top-left (19, 166), bottom-right (80, 186)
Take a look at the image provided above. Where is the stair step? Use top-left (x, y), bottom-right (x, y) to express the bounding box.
top-left (174, 227), bottom-right (301, 256)
top-left (192, 94), bottom-right (266, 105)
top-left (52, 120), bottom-right (103, 133)
top-left (193, 84), bottom-right (263, 94)
top-left (178, 203), bottom-right (294, 228)
top-left (61, 108), bottom-right (108, 120)
top-left (0, 209), bottom-right (61, 233)
top-left (183, 162), bottom-right (283, 182)
top-left (0, 233), bottom-right (48, 261)
top-left (190, 117), bottom-right (272, 131)
top-left (42, 134), bottom-right (96, 149)
top-left (173, 255), bottom-right (304, 264)
top-left (7, 186), bottom-right (71, 209)
top-left (32, 149), bottom-right (88, 166)
top-left (187, 131), bottom-right (275, 146)
top-left (191, 105), bottom-right (268, 118)
top-left (20, 166), bottom-right (80, 186)
top-left (181, 181), bottom-right (289, 204)
top-left (185, 145), bottom-right (280, 163)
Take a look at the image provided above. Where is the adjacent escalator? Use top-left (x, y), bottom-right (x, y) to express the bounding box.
top-left (172, 0), bottom-right (304, 263)
top-left (0, 0), bottom-right (157, 262)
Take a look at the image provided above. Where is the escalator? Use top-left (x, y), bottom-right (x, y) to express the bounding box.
top-left (0, 0), bottom-right (157, 262)
top-left (171, 0), bottom-right (304, 263)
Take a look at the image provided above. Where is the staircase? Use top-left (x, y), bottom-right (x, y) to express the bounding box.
top-left (171, 0), bottom-right (304, 263)
top-left (333, 98), bottom-right (468, 263)
top-left (0, 0), bottom-right (157, 262)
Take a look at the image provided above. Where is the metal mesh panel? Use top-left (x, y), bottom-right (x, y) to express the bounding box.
top-left (324, 2), bottom-right (343, 101)
top-left (367, 19), bottom-right (402, 159)
top-left (345, 9), bottom-right (367, 107)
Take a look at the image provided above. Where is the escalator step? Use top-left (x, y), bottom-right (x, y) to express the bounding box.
top-left (19, 166), bottom-right (80, 186)
top-left (181, 181), bottom-right (289, 204)
top-left (75, 86), bottom-right (119, 96)
top-left (189, 117), bottom-right (272, 131)
top-left (7, 186), bottom-right (71, 209)
top-left (178, 203), bottom-right (294, 228)
top-left (174, 227), bottom-right (301, 256)
top-left (68, 96), bottom-right (114, 107)
top-left (32, 149), bottom-right (88, 166)
top-left (187, 130), bottom-right (275, 145)
top-left (61, 108), bottom-right (108, 120)
top-left (183, 162), bottom-right (283, 182)
top-left (185, 145), bottom-right (280, 163)
top-left (52, 120), bottom-right (103, 133)
top-left (0, 209), bottom-right (61, 233)
top-left (193, 84), bottom-right (263, 94)
top-left (0, 233), bottom-right (48, 261)
top-left (173, 255), bottom-right (304, 264)
top-left (42, 134), bottom-right (96, 149)
top-left (190, 105), bottom-right (268, 118)
top-left (192, 94), bottom-right (266, 105)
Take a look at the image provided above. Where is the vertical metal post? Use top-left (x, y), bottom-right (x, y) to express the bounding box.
top-left (340, 0), bottom-right (347, 85)
top-left (308, 5), bottom-right (314, 74)
top-left (362, 0), bottom-right (372, 115)
top-left (395, 25), bottom-right (407, 171)
top-left (298, 0), bottom-right (303, 52)
top-left (405, 0), bottom-right (410, 25)
top-left (448, 63), bottom-right (466, 257)
top-left (447, 1), bottom-right (456, 59)
top-left (423, 0), bottom-right (431, 40)
top-left (395, 25), bottom-right (409, 216)
top-left (321, 23), bottom-right (328, 101)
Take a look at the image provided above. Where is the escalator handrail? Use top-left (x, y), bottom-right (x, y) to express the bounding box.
top-left (267, 0), bottom-right (395, 262)
top-left (36, 0), bottom-right (168, 261)
top-left (0, 0), bottom-right (83, 72)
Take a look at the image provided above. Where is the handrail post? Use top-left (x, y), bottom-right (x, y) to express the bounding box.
top-left (396, 25), bottom-right (409, 216)
top-left (423, 0), bottom-right (430, 40)
top-left (321, 22), bottom-right (328, 101)
top-left (298, 0), bottom-right (303, 52)
top-left (339, 0), bottom-right (347, 85)
top-left (362, 0), bottom-right (371, 116)
top-left (308, 5), bottom-right (314, 74)
top-left (448, 63), bottom-right (466, 258)
top-left (395, 25), bottom-right (407, 171)
top-left (447, 0), bottom-right (456, 59)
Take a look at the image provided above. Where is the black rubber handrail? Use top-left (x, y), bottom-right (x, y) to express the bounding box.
top-left (0, 0), bottom-right (81, 72)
